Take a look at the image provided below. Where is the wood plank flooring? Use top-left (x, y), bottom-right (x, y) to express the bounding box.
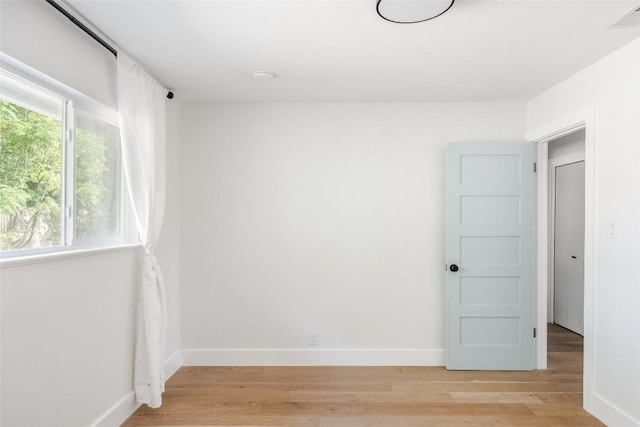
top-left (124, 324), bottom-right (600, 426)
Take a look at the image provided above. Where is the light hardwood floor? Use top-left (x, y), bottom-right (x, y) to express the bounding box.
top-left (124, 324), bottom-right (600, 426)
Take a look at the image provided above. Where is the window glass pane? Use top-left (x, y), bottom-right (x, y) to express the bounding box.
top-left (0, 77), bottom-right (64, 251)
top-left (75, 112), bottom-right (121, 240)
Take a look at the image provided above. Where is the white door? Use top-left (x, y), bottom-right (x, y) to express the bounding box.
top-left (446, 142), bottom-right (536, 370)
top-left (553, 161), bottom-right (585, 335)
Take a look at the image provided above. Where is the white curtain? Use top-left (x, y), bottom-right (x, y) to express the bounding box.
top-left (117, 54), bottom-right (167, 408)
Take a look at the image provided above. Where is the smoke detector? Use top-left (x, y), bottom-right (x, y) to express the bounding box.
top-left (609, 4), bottom-right (640, 28)
top-left (252, 71), bottom-right (275, 80)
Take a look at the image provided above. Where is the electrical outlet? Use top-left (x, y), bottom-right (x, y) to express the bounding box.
top-left (308, 331), bottom-right (318, 346)
top-left (607, 222), bottom-right (616, 239)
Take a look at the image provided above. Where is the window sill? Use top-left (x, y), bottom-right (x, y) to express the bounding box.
top-left (0, 243), bottom-right (143, 269)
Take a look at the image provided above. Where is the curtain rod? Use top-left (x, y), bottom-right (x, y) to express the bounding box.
top-left (45, 0), bottom-right (174, 99)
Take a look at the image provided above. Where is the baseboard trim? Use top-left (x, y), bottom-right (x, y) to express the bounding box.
top-left (90, 350), bottom-right (183, 427)
top-left (588, 392), bottom-right (640, 427)
top-left (89, 391), bottom-right (139, 427)
top-left (165, 349), bottom-right (183, 379)
top-left (182, 348), bottom-right (445, 366)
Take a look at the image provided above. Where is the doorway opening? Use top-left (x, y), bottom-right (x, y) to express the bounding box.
top-left (546, 129), bottom-right (586, 380)
top-left (530, 106), bottom-right (595, 411)
top-left (548, 129), bottom-right (585, 336)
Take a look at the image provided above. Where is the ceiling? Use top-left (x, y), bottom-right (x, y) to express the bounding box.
top-left (67, 0), bottom-right (640, 102)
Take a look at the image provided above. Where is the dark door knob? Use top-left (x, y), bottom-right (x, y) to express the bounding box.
top-left (449, 264), bottom-right (459, 272)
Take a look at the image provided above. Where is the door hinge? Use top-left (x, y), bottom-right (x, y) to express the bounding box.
top-left (533, 328), bottom-right (537, 338)
top-left (533, 162), bottom-right (537, 173)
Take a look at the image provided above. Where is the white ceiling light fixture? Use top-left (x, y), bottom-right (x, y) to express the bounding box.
top-left (252, 71), bottom-right (275, 80)
top-left (376, 0), bottom-right (455, 24)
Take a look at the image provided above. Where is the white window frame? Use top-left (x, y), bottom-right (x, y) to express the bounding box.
top-left (0, 54), bottom-right (134, 259)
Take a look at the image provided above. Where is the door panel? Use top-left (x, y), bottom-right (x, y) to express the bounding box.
top-left (460, 196), bottom-right (521, 226)
top-left (446, 142), bottom-right (536, 370)
top-left (460, 277), bottom-right (520, 306)
top-left (554, 161), bottom-right (585, 335)
top-left (460, 155), bottom-right (521, 186)
top-left (461, 236), bottom-right (520, 266)
top-left (460, 317), bottom-right (520, 346)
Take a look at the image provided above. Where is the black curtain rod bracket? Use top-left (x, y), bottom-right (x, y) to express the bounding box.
top-left (45, 0), bottom-right (174, 100)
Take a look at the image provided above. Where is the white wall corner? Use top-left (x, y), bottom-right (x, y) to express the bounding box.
top-left (89, 392), bottom-right (139, 427)
top-left (90, 351), bottom-right (184, 427)
top-left (525, 106), bottom-right (595, 143)
top-left (588, 393), bottom-right (640, 427)
top-left (165, 349), bottom-right (183, 379)
top-left (181, 348), bottom-right (445, 366)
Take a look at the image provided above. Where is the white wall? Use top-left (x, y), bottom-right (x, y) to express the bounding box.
top-left (0, 1), bottom-right (183, 424)
top-left (528, 38), bottom-right (640, 426)
top-left (180, 102), bottom-right (526, 365)
top-left (0, 0), bottom-right (117, 108)
top-left (1, 248), bottom-right (142, 427)
top-left (0, 105), bottom-right (182, 427)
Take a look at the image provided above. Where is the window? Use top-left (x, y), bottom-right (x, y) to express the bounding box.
top-left (0, 69), bottom-right (124, 255)
top-left (75, 112), bottom-right (121, 242)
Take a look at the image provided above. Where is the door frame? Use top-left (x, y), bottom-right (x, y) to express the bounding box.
top-left (526, 106), bottom-right (596, 410)
top-left (548, 154), bottom-right (585, 325)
